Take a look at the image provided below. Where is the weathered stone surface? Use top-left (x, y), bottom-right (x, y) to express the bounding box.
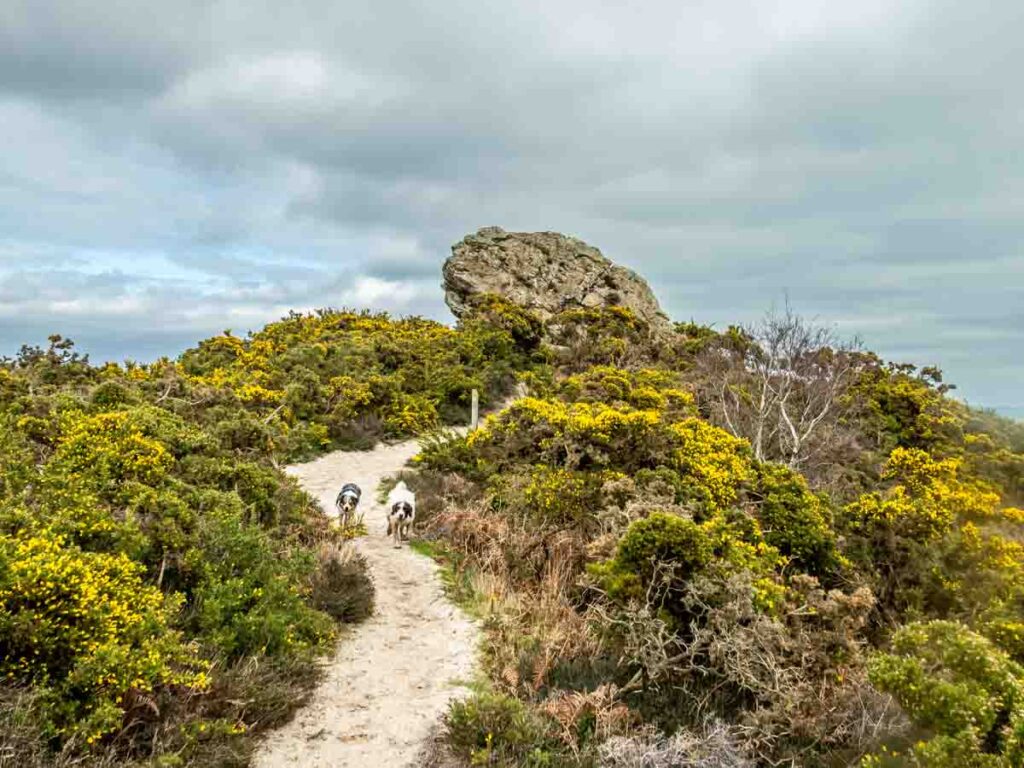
top-left (442, 227), bottom-right (671, 332)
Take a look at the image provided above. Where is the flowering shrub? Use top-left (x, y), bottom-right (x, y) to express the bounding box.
top-left (52, 409), bottom-right (176, 492)
top-left (327, 375), bottom-right (375, 422)
top-left (383, 392), bottom-right (440, 436)
top-left (852, 362), bottom-right (965, 456)
top-left (867, 620), bottom-right (1024, 766)
top-left (841, 447), bottom-right (1024, 621)
top-left (591, 511), bottom-right (784, 615)
top-left (469, 397), bottom-right (667, 471)
top-left (668, 418), bottom-right (751, 511)
top-left (0, 532), bottom-right (207, 743)
top-left (0, 330), bottom-right (398, 762)
top-left (559, 366), bottom-right (694, 417)
top-left (469, 393), bottom-right (750, 513)
top-left (521, 466), bottom-right (614, 526)
top-left (0, 303), bottom-right (541, 762)
top-left (176, 307), bottom-right (533, 457)
top-left (753, 463), bottom-right (840, 578)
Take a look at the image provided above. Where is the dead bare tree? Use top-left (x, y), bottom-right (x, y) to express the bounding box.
top-left (698, 303), bottom-right (862, 469)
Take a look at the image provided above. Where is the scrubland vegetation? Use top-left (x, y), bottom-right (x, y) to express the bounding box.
top-left (0, 306), bottom-right (532, 766)
top-left (408, 304), bottom-right (1024, 767)
top-left (2, 292), bottom-right (1022, 767)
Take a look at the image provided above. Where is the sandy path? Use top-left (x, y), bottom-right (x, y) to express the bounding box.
top-left (254, 439), bottom-right (477, 768)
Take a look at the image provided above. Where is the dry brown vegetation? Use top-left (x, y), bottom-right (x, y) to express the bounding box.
top-left (407, 305), bottom-right (1024, 767)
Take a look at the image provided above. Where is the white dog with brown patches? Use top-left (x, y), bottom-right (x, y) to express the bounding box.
top-left (385, 480), bottom-right (416, 548)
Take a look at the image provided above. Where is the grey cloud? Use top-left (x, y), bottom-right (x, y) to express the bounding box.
top-left (0, 0), bottom-right (1021, 413)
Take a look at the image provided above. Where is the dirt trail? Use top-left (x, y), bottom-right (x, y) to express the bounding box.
top-left (254, 438), bottom-right (477, 768)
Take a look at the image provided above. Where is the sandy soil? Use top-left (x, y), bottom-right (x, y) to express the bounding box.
top-left (253, 439), bottom-right (478, 768)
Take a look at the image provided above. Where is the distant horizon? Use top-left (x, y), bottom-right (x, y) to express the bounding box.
top-left (989, 405), bottom-right (1024, 422)
top-left (4, 293), bottom-right (1021, 423)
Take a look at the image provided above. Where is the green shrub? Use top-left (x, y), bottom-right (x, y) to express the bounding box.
top-left (89, 380), bottom-right (137, 408)
top-left (463, 293), bottom-right (544, 353)
top-left (753, 462), bottom-right (840, 578)
top-left (187, 508), bottom-right (333, 659)
top-left (591, 511), bottom-right (783, 614)
top-left (545, 306), bottom-right (658, 372)
top-left (309, 542), bottom-right (374, 623)
top-left (446, 691), bottom-right (564, 767)
top-left (522, 466), bottom-right (612, 526)
top-left (0, 412), bottom-right (36, 501)
top-left (417, 429), bottom-right (487, 478)
top-left (612, 513), bottom-right (712, 586)
top-left (867, 620), bottom-right (1024, 766)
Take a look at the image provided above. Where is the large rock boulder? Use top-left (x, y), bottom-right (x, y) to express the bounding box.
top-left (442, 227), bottom-right (672, 332)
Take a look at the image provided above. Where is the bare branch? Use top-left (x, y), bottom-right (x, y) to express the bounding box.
top-left (696, 303), bottom-right (861, 476)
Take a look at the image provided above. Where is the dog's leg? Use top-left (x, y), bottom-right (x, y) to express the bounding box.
top-left (393, 518), bottom-right (402, 548)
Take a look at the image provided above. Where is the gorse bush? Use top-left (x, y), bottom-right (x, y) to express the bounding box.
top-left (545, 306), bottom-right (666, 373)
top-left (168, 304), bottom-right (536, 459)
top-left (840, 446), bottom-right (1024, 625)
top-left (868, 620), bottom-right (1024, 767)
top-left (752, 462), bottom-right (840, 578)
top-left (446, 690), bottom-right (568, 767)
top-left (415, 311), bottom-right (1024, 768)
top-left (4, 290), bottom-right (1024, 768)
top-left (592, 511), bottom-right (783, 613)
top-left (0, 531), bottom-right (206, 745)
top-left (0, 392), bottom-right (340, 762)
top-left (558, 366), bottom-right (693, 416)
top-left (0, 304), bottom-right (532, 765)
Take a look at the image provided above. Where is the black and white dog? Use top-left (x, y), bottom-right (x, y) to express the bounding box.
top-left (335, 482), bottom-right (362, 527)
top-left (385, 480), bottom-right (416, 548)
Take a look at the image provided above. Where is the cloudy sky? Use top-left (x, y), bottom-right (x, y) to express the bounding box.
top-left (1, 1), bottom-right (1021, 416)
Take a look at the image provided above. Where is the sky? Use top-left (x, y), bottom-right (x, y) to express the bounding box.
top-left (1, 1), bottom-right (1021, 418)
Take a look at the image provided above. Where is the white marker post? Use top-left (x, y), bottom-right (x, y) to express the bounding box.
top-left (470, 388), bottom-right (479, 430)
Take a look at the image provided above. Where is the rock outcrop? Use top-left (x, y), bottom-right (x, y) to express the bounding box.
top-left (442, 227), bottom-right (671, 332)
